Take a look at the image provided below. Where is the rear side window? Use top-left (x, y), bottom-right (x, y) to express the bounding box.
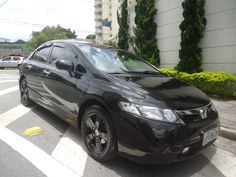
top-left (33, 47), bottom-right (51, 63)
top-left (12, 57), bottom-right (20, 61)
top-left (50, 46), bottom-right (75, 65)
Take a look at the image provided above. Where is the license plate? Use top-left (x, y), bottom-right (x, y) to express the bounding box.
top-left (202, 127), bottom-right (218, 146)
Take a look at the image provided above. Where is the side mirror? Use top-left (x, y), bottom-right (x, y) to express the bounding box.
top-left (56, 60), bottom-right (74, 71)
top-left (75, 64), bottom-right (86, 73)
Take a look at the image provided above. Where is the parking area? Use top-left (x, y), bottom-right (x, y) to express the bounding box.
top-left (0, 69), bottom-right (236, 177)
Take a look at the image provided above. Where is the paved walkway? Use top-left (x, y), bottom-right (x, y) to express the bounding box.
top-left (212, 98), bottom-right (236, 131)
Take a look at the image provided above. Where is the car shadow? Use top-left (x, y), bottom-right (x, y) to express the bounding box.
top-left (30, 105), bottom-right (225, 177)
top-left (31, 105), bottom-right (69, 134)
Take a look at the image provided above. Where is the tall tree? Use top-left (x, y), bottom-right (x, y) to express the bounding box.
top-left (117, 0), bottom-right (129, 50)
top-left (86, 34), bottom-right (96, 40)
top-left (26, 25), bottom-right (77, 51)
top-left (57, 25), bottom-right (77, 39)
top-left (132, 0), bottom-right (159, 66)
top-left (14, 39), bottom-right (26, 44)
top-left (176, 0), bottom-right (207, 73)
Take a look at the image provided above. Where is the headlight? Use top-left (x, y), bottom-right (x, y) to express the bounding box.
top-left (119, 102), bottom-right (140, 116)
top-left (119, 102), bottom-right (183, 124)
top-left (210, 101), bottom-right (217, 111)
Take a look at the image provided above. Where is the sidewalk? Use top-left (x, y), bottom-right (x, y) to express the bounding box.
top-left (211, 98), bottom-right (236, 140)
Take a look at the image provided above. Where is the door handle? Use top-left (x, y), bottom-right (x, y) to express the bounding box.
top-left (42, 69), bottom-right (51, 76)
top-left (26, 64), bottom-right (32, 70)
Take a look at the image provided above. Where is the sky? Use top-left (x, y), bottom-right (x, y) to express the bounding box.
top-left (0, 0), bottom-right (95, 41)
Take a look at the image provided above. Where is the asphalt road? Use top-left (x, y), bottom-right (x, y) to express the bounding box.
top-left (0, 69), bottom-right (236, 177)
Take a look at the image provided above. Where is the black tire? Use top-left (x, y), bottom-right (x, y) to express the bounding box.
top-left (20, 79), bottom-right (34, 106)
top-left (81, 105), bottom-right (117, 162)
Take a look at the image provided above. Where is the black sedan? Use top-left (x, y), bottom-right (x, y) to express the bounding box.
top-left (19, 40), bottom-right (219, 164)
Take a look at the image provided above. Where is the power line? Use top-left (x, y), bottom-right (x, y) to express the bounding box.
top-left (0, 18), bottom-right (95, 33)
top-left (0, 0), bottom-right (8, 8)
top-left (0, 18), bottom-right (45, 27)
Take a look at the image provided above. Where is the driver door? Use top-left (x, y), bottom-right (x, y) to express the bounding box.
top-left (41, 43), bottom-right (79, 124)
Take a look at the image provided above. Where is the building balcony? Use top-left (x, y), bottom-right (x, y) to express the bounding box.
top-left (96, 26), bottom-right (102, 31)
top-left (95, 8), bottom-right (102, 13)
top-left (95, 15), bottom-right (102, 21)
top-left (96, 29), bottom-right (102, 34)
top-left (95, 0), bottom-right (102, 6)
top-left (95, 23), bottom-right (102, 28)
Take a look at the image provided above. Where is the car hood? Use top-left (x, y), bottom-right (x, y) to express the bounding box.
top-left (108, 74), bottom-right (210, 110)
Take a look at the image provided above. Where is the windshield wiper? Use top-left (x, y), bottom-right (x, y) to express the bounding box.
top-left (108, 72), bottom-right (124, 74)
top-left (141, 70), bottom-right (161, 74)
top-left (110, 68), bottom-right (162, 75)
top-left (121, 69), bottom-right (161, 75)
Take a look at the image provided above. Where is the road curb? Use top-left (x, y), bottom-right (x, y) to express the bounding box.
top-left (219, 127), bottom-right (236, 141)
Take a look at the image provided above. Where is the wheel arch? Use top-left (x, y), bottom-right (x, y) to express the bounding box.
top-left (77, 96), bottom-right (115, 130)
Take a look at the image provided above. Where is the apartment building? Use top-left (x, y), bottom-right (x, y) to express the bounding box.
top-left (128, 0), bottom-right (236, 73)
top-left (94, 0), bottom-right (122, 41)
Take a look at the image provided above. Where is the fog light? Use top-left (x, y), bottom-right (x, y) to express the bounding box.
top-left (182, 147), bottom-right (190, 154)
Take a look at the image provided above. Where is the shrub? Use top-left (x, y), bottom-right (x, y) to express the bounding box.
top-left (160, 68), bottom-right (236, 97)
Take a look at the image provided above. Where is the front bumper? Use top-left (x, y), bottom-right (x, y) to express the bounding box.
top-left (115, 110), bottom-right (220, 164)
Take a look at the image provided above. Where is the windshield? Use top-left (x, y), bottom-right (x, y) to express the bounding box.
top-left (77, 45), bottom-right (159, 74)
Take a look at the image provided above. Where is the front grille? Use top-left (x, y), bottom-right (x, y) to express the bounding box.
top-left (175, 103), bottom-right (213, 123)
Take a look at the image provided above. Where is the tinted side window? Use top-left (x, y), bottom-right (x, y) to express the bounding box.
top-left (33, 47), bottom-right (51, 63)
top-left (50, 46), bottom-right (75, 65)
top-left (3, 57), bottom-right (11, 61)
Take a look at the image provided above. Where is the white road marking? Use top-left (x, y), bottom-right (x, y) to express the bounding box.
top-left (0, 103), bottom-right (86, 176)
top-left (52, 127), bottom-right (88, 176)
top-left (203, 146), bottom-right (236, 177)
top-left (0, 86), bottom-right (19, 96)
top-left (0, 79), bottom-right (18, 83)
top-left (0, 125), bottom-right (80, 177)
top-left (0, 105), bottom-right (33, 126)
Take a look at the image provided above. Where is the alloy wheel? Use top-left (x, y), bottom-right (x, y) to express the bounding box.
top-left (84, 113), bottom-right (109, 154)
top-left (20, 80), bottom-right (29, 103)
top-left (20, 79), bottom-right (33, 106)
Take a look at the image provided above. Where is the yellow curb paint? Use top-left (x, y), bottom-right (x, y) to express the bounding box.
top-left (23, 126), bottom-right (43, 136)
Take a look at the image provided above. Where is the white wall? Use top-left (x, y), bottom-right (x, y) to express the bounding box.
top-left (200, 0), bottom-right (236, 72)
top-left (155, 0), bottom-right (182, 69)
top-left (128, 0), bottom-right (236, 73)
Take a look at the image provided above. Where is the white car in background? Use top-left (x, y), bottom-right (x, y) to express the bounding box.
top-left (0, 56), bottom-right (24, 69)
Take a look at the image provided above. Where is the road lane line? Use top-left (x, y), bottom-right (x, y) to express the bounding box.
top-left (52, 127), bottom-right (88, 176)
top-left (0, 77), bottom-right (18, 79)
top-left (0, 79), bottom-right (18, 83)
top-left (0, 86), bottom-right (19, 96)
top-left (0, 105), bottom-right (33, 126)
top-left (0, 125), bottom-right (80, 177)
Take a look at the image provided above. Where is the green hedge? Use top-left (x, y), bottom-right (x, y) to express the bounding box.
top-left (160, 68), bottom-right (236, 97)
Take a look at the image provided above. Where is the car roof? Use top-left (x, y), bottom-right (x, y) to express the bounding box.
top-left (49, 39), bottom-right (118, 50)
